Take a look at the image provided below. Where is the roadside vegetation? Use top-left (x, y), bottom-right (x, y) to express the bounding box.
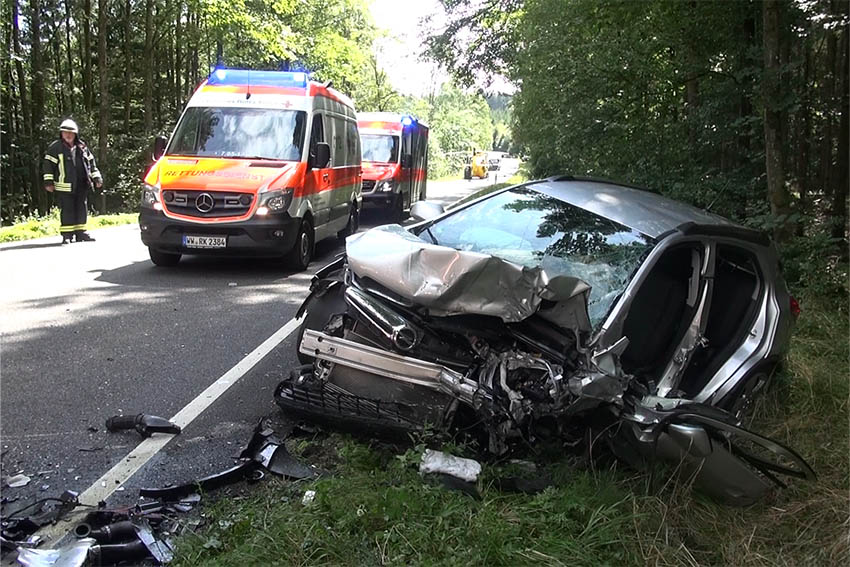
top-left (171, 292), bottom-right (847, 567)
top-left (0, 209), bottom-right (137, 243)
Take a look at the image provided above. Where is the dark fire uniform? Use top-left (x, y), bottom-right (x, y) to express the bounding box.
top-left (42, 137), bottom-right (102, 239)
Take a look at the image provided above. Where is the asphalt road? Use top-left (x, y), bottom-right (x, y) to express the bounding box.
top-left (0, 176), bottom-right (498, 522)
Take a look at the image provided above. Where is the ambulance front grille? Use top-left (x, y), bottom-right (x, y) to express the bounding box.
top-left (162, 190), bottom-right (254, 218)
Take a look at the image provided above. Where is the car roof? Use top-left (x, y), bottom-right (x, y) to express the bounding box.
top-left (527, 177), bottom-right (741, 239)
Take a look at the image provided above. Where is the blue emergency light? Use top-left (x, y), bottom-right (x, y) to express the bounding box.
top-left (207, 69), bottom-right (309, 88)
top-left (400, 115), bottom-right (414, 127)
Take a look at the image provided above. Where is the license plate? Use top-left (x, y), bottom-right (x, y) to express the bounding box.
top-left (183, 235), bottom-right (227, 249)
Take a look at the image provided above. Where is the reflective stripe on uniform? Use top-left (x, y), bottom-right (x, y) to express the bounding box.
top-left (54, 182), bottom-right (72, 192)
top-left (57, 153), bottom-right (66, 185)
top-left (44, 154), bottom-right (59, 164)
top-left (91, 169), bottom-right (102, 180)
top-left (43, 174), bottom-right (54, 181)
top-left (60, 225), bottom-right (76, 233)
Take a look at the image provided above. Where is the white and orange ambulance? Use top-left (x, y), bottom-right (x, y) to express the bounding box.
top-left (357, 112), bottom-right (428, 221)
top-left (139, 69), bottom-right (361, 270)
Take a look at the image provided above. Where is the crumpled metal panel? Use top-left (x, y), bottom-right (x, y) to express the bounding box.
top-left (346, 224), bottom-right (592, 328)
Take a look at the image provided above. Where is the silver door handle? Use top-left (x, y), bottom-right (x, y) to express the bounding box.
top-left (322, 173), bottom-right (329, 181)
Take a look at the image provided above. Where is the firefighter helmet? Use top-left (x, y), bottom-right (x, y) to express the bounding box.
top-left (59, 119), bottom-right (79, 133)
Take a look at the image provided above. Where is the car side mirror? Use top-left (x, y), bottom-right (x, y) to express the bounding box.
top-left (313, 142), bottom-right (331, 169)
top-left (401, 153), bottom-right (412, 168)
top-left (410, 201), bottom-right (445, 222)
top-left (153, 135), bottom-right (167, 161)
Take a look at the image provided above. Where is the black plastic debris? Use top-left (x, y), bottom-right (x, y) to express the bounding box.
top-left (0, 490), bottom-right (78, 543)
top-left (105, 414), bottom-right (181, 438)
top-left (139, 420), bottom-right (318, 501)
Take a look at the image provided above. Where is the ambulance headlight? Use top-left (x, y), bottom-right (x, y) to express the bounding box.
top-left (257, 188), bottom-right (294, 215)
top-left (141, 183), bottom-right (161, 209)
top-left (376, 180), bottom-right (396, 192)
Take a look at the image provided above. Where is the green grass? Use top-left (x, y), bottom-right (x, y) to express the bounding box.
top-left (0, 208), bottom-right (137, 242)
top-left (173, 292), bottom-right (848, 567)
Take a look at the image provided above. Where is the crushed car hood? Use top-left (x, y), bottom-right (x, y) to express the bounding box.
top-left (346, 224), bottom-right (592, 328)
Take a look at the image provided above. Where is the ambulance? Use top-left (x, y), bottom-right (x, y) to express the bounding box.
top-left (139, 69), bottom-right (362, 270)
top-left (357, 112), bottom-right (428, 220)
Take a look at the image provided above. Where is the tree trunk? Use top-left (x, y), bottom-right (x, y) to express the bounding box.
top-left (30, 0), bottom-right (48, 213)
top-left (97, 0), bottom-right (109, 213)
top-left (795, 40), bottom-right (812, 236)
top-left (12, 0), bottom-right (30, 141)
top-left (763, 0), bottom-right (793, 243)
top-left (123, 0), bottom-right (131, 131)
top-left (831, 26), bottom-right (848, 242)
top-left (52, 22), bottom-right (65, 115)
top-left (175, 1), bottom-right (181, 110)
top-left (83, 0), bottom-right (92, 111)
top-left (143, 0), bottom-right (153, 133)
top-left (64, 0), bottom-right (74, 112)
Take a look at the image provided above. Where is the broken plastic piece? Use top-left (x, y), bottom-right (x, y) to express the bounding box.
top-left (15, 538), bottom-right (94, 567)
top-left (5, 475), bottom-right (31, 488)
top-left (139, 461), bottom-right (257, 501)
top-left (105, 414), bottom-right (181, 438)
top-left (419, 450), bottom-right (481, 483)
top-left (240, 421), bottom-right (318, 479)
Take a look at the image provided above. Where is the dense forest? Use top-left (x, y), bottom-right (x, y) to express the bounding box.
top-left (0, 0), bottom-right (494, 222)
top-left (428, 0), bottom-right (848, 293)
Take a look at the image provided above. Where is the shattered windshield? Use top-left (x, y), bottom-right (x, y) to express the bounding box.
top-left (168, 107), bottom-right (307, 160)
top-left (360, 134), bottom-right (399, 163)
top-left (427, 187), bottom-right (654, 326)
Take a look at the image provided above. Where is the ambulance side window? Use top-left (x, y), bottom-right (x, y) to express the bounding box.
top-left (309, 114), bottom-right (325, 164)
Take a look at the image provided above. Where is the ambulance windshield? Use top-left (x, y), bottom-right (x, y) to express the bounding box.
top-left (360, 134), bottom-right (399, 163)
top-left (169, 107), bottom-right (307, 161)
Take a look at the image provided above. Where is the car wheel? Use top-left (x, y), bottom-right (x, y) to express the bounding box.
top-left (391, 193), bottom-right (408, 223)
top-left (337, 203), bottom-right (359, 241)
top-left (285, 218), bottom-right (314, 271)
top-left (149, 248), bottom-right (181, 267)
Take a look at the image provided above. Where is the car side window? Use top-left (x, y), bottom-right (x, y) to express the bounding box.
top-left (309, 113), bottom-right (324, 162)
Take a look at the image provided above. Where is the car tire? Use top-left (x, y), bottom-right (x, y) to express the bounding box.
top-left (718, 361), bottom-right (778, 421)
top-left (391, 193), bottom-right (408, 223)
top-left (337, 203), bottom-right (359, 241)
top-left (285, 218), bottom-right (314, 271)
top-left (149, 248), bottom-right (181, 267)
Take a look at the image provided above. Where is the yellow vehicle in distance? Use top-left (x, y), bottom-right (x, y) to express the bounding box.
top-left (464, 151), bottom-right (512, 179)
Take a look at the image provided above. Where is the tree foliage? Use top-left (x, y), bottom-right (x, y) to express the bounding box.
top-left (428, 0), bottom-right (848, 291)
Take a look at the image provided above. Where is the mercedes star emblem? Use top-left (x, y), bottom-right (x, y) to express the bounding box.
top-left (195, 193), bottom-right (214, 213)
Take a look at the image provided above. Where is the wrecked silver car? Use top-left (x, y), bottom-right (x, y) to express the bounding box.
top-left (275, 176), bottom-right (815, 505)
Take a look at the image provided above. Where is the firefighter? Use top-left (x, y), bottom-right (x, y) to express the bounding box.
top-left (42, 119), bottom-right (103, 244)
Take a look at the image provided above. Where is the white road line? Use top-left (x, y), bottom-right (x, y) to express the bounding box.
top-left (38, 316), bottom-right (302, 542)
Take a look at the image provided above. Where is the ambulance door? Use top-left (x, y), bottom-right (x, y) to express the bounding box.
top-left (327, 114), bottom-right (350, 226)
top-left (306, 112), bottom-right (331, 228)
top-left (400, 128), bottom-right (413, 208)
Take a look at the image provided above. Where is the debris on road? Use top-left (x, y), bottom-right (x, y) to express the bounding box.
top-left (301, 490), bottom-right (316, 506)
top-left (14, 537), bottom-right (93, 567)
top-left (139, 419), bottom-right (318, 501)
top-left (5, 475), bottom-right (31, 489)
top-left (105, 414), bottom-right (182, 438)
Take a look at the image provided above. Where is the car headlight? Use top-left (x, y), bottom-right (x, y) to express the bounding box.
top-left (256, 188), bottom-right (294, 216)
top-left (141, 183), bottom-right (161, 209)
top-left (375, 180), bottom-right (396, 192)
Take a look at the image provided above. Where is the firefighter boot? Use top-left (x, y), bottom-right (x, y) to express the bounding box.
top-left (61, 233), bottom-right (73, 245)
top-left (75, 230), bottom-right (96, 242)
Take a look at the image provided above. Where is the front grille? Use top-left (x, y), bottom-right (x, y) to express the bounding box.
top-left (162, 190), bottom-right (254, 218)
top-left (361, 180), bottom-right (376, 194)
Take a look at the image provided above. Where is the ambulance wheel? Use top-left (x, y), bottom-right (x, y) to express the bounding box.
top-left (391, 193), bottom-right (408, 223)
top-left (285, 218), bottom-right (314, 271)
top-left (149, 248), bottom-right (181, 267)
top-left (337, 203), bottom-right (359, 241)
